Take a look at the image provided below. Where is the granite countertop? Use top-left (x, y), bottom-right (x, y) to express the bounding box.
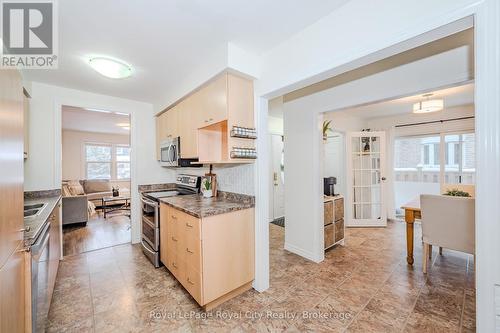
top-left (159, 192), bottom-right (255, 218)
top-left (24, 195), bottom-right (61, 245)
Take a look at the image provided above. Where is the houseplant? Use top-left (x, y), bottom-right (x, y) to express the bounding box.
top-left (201, 177), bottom-right (213, 198)
top-left (323, 120), bottom-right (333, 141)
top-left (443, 189), bottom-right (471, 197)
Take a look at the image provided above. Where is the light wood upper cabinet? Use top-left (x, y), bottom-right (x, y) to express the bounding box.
top-left (197, 74), bottom-right (228, 128)
top-left (23, 90), bottom-right (29, 159)
top-left (155, 72), bottom-right (254, 163)
top-left (178, 98), bottom-right (199, 158)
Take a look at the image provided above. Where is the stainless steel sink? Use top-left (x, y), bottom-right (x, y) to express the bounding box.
top-left (24, 209), bottom-right (39, 217)
top-left (23, 203), bottom-right (47, 218)
top-left (24, 203), bottom-right (45, 210)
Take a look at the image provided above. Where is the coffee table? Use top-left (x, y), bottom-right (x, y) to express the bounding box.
top-left (101, 196), bottom-right (131, 218)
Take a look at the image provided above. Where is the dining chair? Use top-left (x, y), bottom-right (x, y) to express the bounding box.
top-left (420, 194), bottom-right (475, 273)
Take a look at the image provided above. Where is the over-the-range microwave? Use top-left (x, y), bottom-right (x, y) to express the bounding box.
top-left (159, 137), bottom-right (201, 167)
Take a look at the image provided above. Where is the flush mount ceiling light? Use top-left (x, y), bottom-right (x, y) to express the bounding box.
top-left (412, 94), bottom-right (444, 114)
top-left (87, 56), bottom-right (132, 79)
top-left (85, 108), bottom-right (111, 113)
top-left (116, 123), bottom-right (130, 130)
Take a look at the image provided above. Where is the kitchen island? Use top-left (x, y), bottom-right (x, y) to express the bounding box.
top-left (159, 191), bottom-right (254, 310)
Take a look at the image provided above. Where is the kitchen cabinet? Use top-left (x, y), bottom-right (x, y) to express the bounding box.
top-left (178, 98), bottom-right (199, 158)
top-left (324, 196), bottom-right (345, 250)
top-left (0, 68), bottom-right (26, 332)
top-left (155, 71), bottom-right (255, 163)
top-left (159, 204), bottom-right (254, 310)
top-left (0, 243), bottom-right (26, 333)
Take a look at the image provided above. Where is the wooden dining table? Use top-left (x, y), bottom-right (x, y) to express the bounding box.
top-left (401, 197), bottom-right (421, 265)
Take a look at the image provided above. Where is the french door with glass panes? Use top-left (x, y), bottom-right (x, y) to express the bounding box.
top-left (347, 131), bottom-right (387, 227)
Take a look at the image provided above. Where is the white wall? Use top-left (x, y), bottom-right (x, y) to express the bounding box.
top-left (24, 82), bottom-right (174, 243)
top-left (174, 164), bottom-right (255, 196)
top-left (61, 129), bottom-right (130, 189)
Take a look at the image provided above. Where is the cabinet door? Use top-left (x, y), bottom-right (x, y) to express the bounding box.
top-left (324, 201), bottom-right (333, 225)
top-left (157, 113), bottom-right (168, 144)
top-left (324, 224), bottom-right (335, 249)
top-left (227, 73), bottom-right (254, 128)
top-left (334, 198), bottom-right (344, 221)
top-left (165, 107), bottom-right (179, 139)
top-left (199, 74), bottom-right (227, 127)
top-left (23, 92), bottom-right (29, 158)
top-left (178, 98), bottom-right (198, 158)
top-left (0, 68), bottom-right (23, 268)
top-left (0, 244), bottom-right (25, 333)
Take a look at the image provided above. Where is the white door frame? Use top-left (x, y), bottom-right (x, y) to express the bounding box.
top-left (254, 2), bottom-right (500, 330)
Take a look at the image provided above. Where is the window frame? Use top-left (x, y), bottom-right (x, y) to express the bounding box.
top-left (84, 142), bottom-right (131, 181)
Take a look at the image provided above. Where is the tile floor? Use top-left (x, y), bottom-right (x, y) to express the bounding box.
top-left (48, 220), bottom-right (475, 332)
top-left (63, 213), bottom-right (131, 256)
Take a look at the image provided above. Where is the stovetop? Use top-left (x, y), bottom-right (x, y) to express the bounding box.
top-left (144, 190), bottom-right (180, 200)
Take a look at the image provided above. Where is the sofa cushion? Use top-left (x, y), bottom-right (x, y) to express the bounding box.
top-left (83, 179), bottom-right (111, 194)
top-left (62, 184), bottom-right (72, 197)
top-left (67, 180), bottom-right (85, 196)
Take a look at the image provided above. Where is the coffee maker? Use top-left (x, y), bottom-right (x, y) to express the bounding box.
top-left (324, 177), bottom-right (337, 196)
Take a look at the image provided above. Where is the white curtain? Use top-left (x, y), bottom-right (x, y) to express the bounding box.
top-left (385, 126), bottom-right (396, 220)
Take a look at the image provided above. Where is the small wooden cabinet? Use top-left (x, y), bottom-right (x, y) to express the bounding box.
top-left (160, 204), bottom-right (254, 310)
top-left (324, 196), bottom-right (345, 250)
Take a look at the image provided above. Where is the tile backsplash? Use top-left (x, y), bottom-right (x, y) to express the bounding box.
top-left (177, 164), bottom-right (254, 195)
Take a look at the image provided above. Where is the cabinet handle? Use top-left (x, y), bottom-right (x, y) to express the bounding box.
top-left (171, 215), bottom-right (177, 220)
top-left (187, 277), bottom-right (194, 285)
top-left (186, 248), bottom-right (194, 254)
top-left (172, 262), bottom-right (177, 268)
top-left (204, 120), bottom-right (209, 123)
top-left (186, 222), bottom-right (193, 228)
top-left (209, 118), bottom-right (213, 121)
top-left (19, 226), bottom-right (31, 232)
top-left (171, 236), bottom-right (178, 242)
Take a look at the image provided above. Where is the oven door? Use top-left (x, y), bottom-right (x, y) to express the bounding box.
top-left (142, 215), bottom-right (159, 251)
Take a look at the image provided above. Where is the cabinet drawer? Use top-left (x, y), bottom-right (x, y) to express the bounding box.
top-left (184, 235), bottom-right (202, 272)
top-left (324, 224), bottom-right (335, 249)
top-left (334, 198), bottom-right (344, 221)
top-left (183, 263), bottom-right (202, 305)
top-left (335, 219), bottom-right (344, 243)
top-left (324, 201), bottom-right (333, 225)
top-left (167, 253), bottom-right (185, 281)
top-left (178, 210), bottom-right (201, 243)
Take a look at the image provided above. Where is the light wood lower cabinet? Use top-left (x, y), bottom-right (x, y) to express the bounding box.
top-left (160, 203), bottom-right (254, 310)
top-left (0, 243), bottom-right (26, 333)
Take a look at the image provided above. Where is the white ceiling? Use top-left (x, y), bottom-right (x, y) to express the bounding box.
top-left (62, 106), bottom-right (130, 134)
top-left (345, 83), bottom-right (474, 119)
top-left (22, 0), bottom-right (350, 105)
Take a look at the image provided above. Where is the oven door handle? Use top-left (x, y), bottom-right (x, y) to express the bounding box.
top-left (141, 240), bottom-right (156, 255)
top-left (31, 224), bottom-right (50, 260)
top-left (140, 196), bottom-right (158, 207)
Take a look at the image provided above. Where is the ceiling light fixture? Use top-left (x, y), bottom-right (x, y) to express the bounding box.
top-left (87, 56), bottom-right (132, 79)
top-left (412, 94), bottom-right (444, 114)
top-left (116, 123), bottom-right (130, 127)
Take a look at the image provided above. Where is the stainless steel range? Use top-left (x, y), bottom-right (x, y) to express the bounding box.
top-left (140, 174), bottom-right (200, 267)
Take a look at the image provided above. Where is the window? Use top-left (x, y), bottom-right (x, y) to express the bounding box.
top-left (85, 143), bottom-right (130, 180)
top-left (85, 144), bottom-right (112, 179)
top-left (116, 145), bottom-right (131, 180)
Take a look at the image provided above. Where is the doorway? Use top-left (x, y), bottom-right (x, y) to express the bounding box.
top-left (270, 134), bottom-right (284, 225)
top-left (61, 106), bottom-right (132, 256)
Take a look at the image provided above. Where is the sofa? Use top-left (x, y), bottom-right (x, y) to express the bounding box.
top-left (62, 179), bottom-right (130, 226)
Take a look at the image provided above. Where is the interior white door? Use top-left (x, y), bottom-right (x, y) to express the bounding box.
top-left (271, 135), bottom-right (285, 220)
top-left (347, 131), bottom-right (387, 227)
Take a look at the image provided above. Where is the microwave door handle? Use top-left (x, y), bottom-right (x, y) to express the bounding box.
top-left (167, 145), bottom-right (173, 165)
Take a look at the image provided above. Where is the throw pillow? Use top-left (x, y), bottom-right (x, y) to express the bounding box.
top-left (67, 180), bottom-right (85, 196)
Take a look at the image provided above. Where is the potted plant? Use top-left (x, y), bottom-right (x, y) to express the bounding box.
top-left (323, 120), bottom-right (333, 141)
top-left (201, 177), bottom-right (213, 198)
top-left (443, 189), bottom-right (471, 197)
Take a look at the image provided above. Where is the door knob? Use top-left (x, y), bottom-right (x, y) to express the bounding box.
top-left (381, 177), bottom-right (387, 181)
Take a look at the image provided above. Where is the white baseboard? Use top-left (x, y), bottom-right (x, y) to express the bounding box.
top-left (284, 242), bottom-right (322, 263)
